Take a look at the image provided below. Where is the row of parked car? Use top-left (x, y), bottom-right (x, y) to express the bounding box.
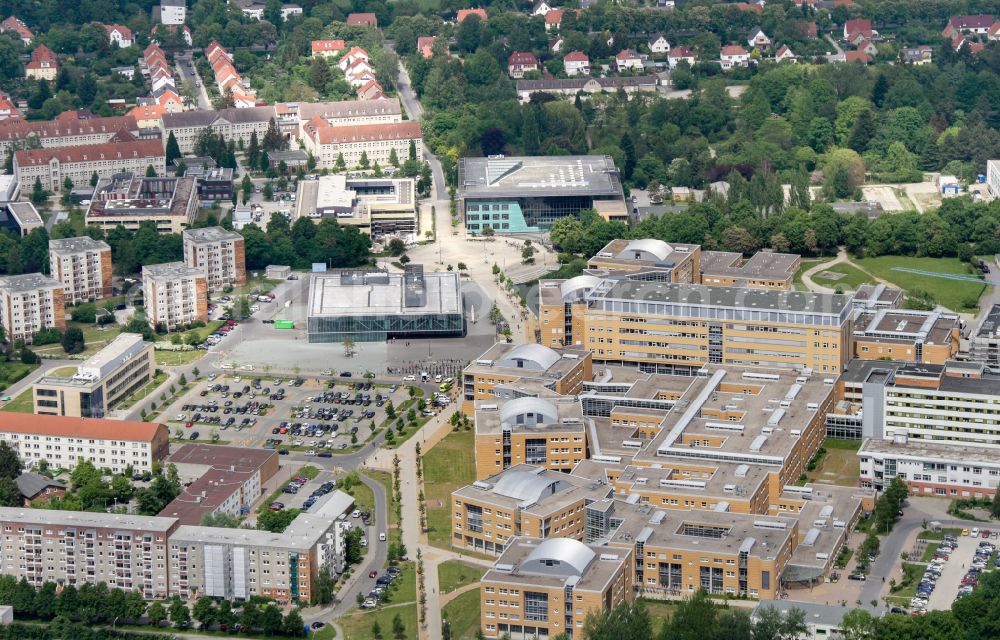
top-left (360, 565), bottom-right (402, 609)
top-left (957, 539), bottom-right (998, 600)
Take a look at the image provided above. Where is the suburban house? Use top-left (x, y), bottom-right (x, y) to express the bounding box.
top-left (311, 40), bottom-right (346, 58)
top-left (989, 22), bottom-right (1000, 40)
top-left (417, 36), bottom-right (438, 58)
top-left (104, 24), bottom-right (133, 48)
top-left (25, 44), bottom-right (57, 81)
top-left (648, 34), bottom-right (670, 54)
top-left (508, 52), bottom-right (539, 78)
top-left (544, 9), bottom-right (565, 31)
top-left (943, 14), bottom-right (995, 37)
top-left (719, 45), bottom-right (749, 69)
top-left (900, 45), bottom-right (933, 65)
top-left (0, 16), bottom-right (33, 45)
top-left (338, 46), bottom-right (369, 70)
top-left (549, 36), bottom-right (564, 52)
top-left (667, 46), bottom-right (697, 68)
top-left (774, 45), bottom-right (796, 63)
top-left (843, 18), bottom-right (873, 44)
top-left (856, 39), bottom-right (878, 56)
top-left (615, 49), bottom-right (643, 71)
top-left (356, 80), bottom-right (384, 100)
top-left (345, 12), bottom-right (378, 27)
top-left (844, 50), bottom-right (869, 64)
top-left (747, 26), bottom-right (772, 50)
top-left (563, 51), bottom-right (590, 76)
top-left (456, 8), bottom-right (487, 22)
top-left (734, 2), bottom-right (763, 13)
top-left (532, 1), bottom-right (552, 15)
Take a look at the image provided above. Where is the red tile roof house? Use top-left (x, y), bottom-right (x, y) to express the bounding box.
top-left (563, 50), bottom-right (590, 76)
top-left (544, 9), bottom-right (564, 31)
top-left (844, 50), bottom-right (869, 64)
top-left (843, 18), bottom-right (872, 45)
top-left (615, 48), bottom-right (643, 71)
top-left (0, 16), bottom-right (33, 46)
top-left (346, 12), bottom-right (378, 28)
top-left (103, 24), bottom-right (133, 48)
top-left (719, 45), bottom-right (749, 70)
top-left (508, 52), bottom-right (539, 78)
top-left (942, 14), bottom-right (995, 38)
top-left (417, 36), bottom-right (438, 58)
top-left (457, 8), bottom-right (488, 22)
top-left (311, 39), bottom-right (346, 57)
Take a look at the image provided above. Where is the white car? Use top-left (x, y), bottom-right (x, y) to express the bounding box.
top-left (352, 509), bottom-right (361, 518)
top-left (402, 374), bottom-right (416, 381)
top-left (175, 413), bottom-right (187, 421)
top-left (359, 538), bottom-right (368, 547)
top-left (378, 532), bottom-right (386, 542)
top-left (972, 528), bottom-right (981, 537)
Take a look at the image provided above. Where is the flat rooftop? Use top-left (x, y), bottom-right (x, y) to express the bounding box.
top-left (308, 268), bottom-right (461, 317)
top-left (183, 226), bottom-right (243, 244)
top-left (37, 333), bottom-right (149, 387)
top-left (143, 261), bottom-right (204, 280)
top-left (596, 281), bottom-right (852, 316)
top-left (701, 251), bottom-right (799, 281)
top-left (453, 464), bottom-right (612, 516)
top-left (49, 236), bottom-right (110, 254)
top-left (474, 396), bottom-right (585, 437)
top-left (854, 309), bottom-right (957, 344)
top-left (976, 303), bottom-right (1000, 338)
top-left (0, 506), bottom-right (176, 532)
top-left (0, 272), bottom-right (62, 293)
top-left (860, 437), bottom-right (1000, 465)
top-left (853, 284), bottom-right (903, 309)
top-left (458, 155), bottom-right (623, 199)
top-left (170, 512), bottom-right (335, 550)
top-left (464, 342), bottom-right (590, 381)
top-left (483, 537), bottom-right (627, 593)
top-left (607, 500), bottom-right (795, 561)
top-left (589, 238), bottom-right (700, 270)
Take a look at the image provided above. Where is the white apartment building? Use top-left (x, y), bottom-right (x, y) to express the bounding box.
top-left (0, 273), bottom-right (65, 344)
top-left (301, 120), bottom-right (423, 169)
top-left (0, 508), bottom-right (177, 598)
top-left (182, 227), bottom-right (246, 291)
top-left (160, 0), bottom-right (186, 25)
top-left (48, 236), bottom-right (113, 304)
top-left (142, 262), bottom-right (208, 331)
top-left (0, 413), bottom-right (170, 474)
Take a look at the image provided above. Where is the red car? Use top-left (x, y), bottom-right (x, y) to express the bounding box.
top-left (185, 421), bottom-right (194, 428)
top-left (982, 529), bottom-right (992, 538)
top-left (269, 502), bottom-right (285, 511)
top-left (369, 570), bottom-right (378, 578)
top-left (293, 476), bottom-right (308, 484)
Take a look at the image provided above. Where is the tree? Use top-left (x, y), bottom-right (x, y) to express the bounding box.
top-left (263, 117), bottom-right (285, 152)
top-left (409, 139), bottom-right (417, 161)
top-left (283, 609), bottom-right (304, 636)
top-left (148, 601), bottom-right (167, 626)
top-left (90, 172), bottom-right (99, 187)
top-left (389, 148), bottom-right (399, 167)
top-left (345, 527), bottom-right (364, 564)
top-left (61, 327), bottom-right (85, 354)
top-left (392, 613), bottom-right (405, 640)
top-left (308, 57), bottom-right (332, 91)
top-left (31, 177), bottom-right (47, 205)
top-left (165, 132), bottom-right (182, 165)
top-left (192, 596), bottom-right (216, 629)
top-left (359, 150), bottom-right (370, 168)
top-left (583, 601), bottom-right (651, 640)
top-left (168, 598), bottom-right (190, 628)
top-left (839, 609), bottom-right (876, 640)
top-left (660, 590), bottom-right (718, 640)
top-left (146, 164), bottom-right (157, 178)
top-left (313, 566), bottom-right (335, 605)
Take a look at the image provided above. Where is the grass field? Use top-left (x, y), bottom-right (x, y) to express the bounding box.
top-left (337, 603), bottom-right (417, 640)
top-left (442, 589), bottom-right (481, 640)
top-left (0, 388), bottom-right (33, 413)
top-left (890, 563), bottom-right (925, 599)
top-left (856, 256), bottom-right (988, 312)
top-left (424, 428), bottom-right (476, 548)
top-left (793, 257), bottom-right (834, 291)
top-left (641, 598), bottom-right (678, 636)
top-left (155, 350), bottom-right (205, 366)
top-left (116, 371), bottom-right (169, 409)
top-left (0, 361), bottom-right (37, 394)
top-left (805, 439), bottom-right (861, 487)
top-left (810, 263), bottom-right (874, 291)
top-left (438, 560), bottom-right (483, 594)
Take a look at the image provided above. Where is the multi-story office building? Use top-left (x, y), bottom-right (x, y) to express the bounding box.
top-left (539, 279), bottom-right (852, 374)
top-left (480, 537), bottom-right (633, 639)
top-left (161, 107), bottom-right (276, 154)
top-left (970, 303), bottom-right (1000, 366)
top-left (852, 308), bottom-right (959, 364)
top-left (301, 119), bottom-right (423, 169)
top-left (461, 342), bottom-right (592, 414)
top-left (86, 173), bottom-right (197, 234)
top-left (0, 202), bottom-right (43, 237)
top-left (49, 236), bottom-right (113, 303)
top-left (451, 465), bottom-right (613, 554)
top-left (182, 226), bottom-right (246, 291)
top-left (473, 396), bottom-right (587, 479)
top-left (850, 284), bottom-right (904, 312)
top-left (699, 251), bottom-right (799, 290)
top-left (32, 333), bottom-right (155, 418)
top-left (0, 273), bottom-right (65, 344)
top-left (0, 413), bottom-right (169, 473)
top-left (168, 511), bottom-right (343, 603)
top-left (295, 174), bottom-right (418, 239)
top-left (13, 135), bottom-right (166, 193)
top-left (142, 262), bottom-right (208, 331)
top-left (0, 508), bottom-right (177, 598)
top-left (458, 156), bottom-right (627, 234)
top-left (859, 438), bottom-right (1000, 498)
top-left (160, 444), bottom-right (279, 525)
top-left (0, 114), bottom-right (140, 166)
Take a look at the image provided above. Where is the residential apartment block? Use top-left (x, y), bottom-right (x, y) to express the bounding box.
top-left (0, 413), bottom-right (169, 474)
top-left (161, 107), bottom-right (276, 154)
top-left (32, 333), bottom-right (155, 418)
top-left (142, 262), bottom-right (208, 331)
top-left (480, 537), bottom-right (633, 639)
top-left (301, 119), bottom-right (422, 169)
top-left (48, 236), bottom-right (113, 303)
top-left (461, 342), bottom-right (592, 414)
top-left (0, 508), bottom-right (177, 598)
top-left (86, 173), bottom-right (197, 234)
top-left (13, 134), bottom-right (166, 193)
top-left (0, 273), bottom-right (65, 344)
top-left (182, 226), bottom-right (246, 291)
top-left (539, 277), bottom-right (852, 374)
top-left (0, 114), bottom-right (140, 166)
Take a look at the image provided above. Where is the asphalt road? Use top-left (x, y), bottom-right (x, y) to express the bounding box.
top-left (175, 51), bottom-right (211, 110)
top-left (395, 61), bottom-right (448, 201)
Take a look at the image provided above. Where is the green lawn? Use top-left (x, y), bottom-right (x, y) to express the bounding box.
top-left (160, 320), bottom-right (226, 345)
top-left (640, 598), bottom-right (677, 636)
top-left (917, 527), bottom-right (963, 541)
top-left (793, 257), bottom-right (834, 291)
top-left (424, 428), bottom-right (476, 548)
top-left (810, 263), bottom-right (874, 291)
top-left (805, 439), bottom-right (863, 487)
top-left (920, 542), bottom-right (941, 563)
top-left (0, 387), bottom-right (34, 413)
top-left (337, 604), bottom-right (417, 640)
top-left (442, 589), bottom-right (481, 640)
top-left (382, 561), bottom-right (417, 605)
top-left (155, 350), bottom-right (206, 366)
top-left (438, 560), bottom-right (483, 594)
top-left (0, 361), bottom-right (38, 394)
top-left (856, 256), bottom-right (988, 312)
top-left (890, 563), bottom-right (925, 599)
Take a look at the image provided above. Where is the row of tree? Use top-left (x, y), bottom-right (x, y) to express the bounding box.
top-left (33, 460), bottom-right (181, 517)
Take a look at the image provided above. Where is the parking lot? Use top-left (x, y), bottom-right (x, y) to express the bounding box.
top-left (912, 530), bottom-right (998, 613)
top-left (165, 374), bottom-right (435, 454)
